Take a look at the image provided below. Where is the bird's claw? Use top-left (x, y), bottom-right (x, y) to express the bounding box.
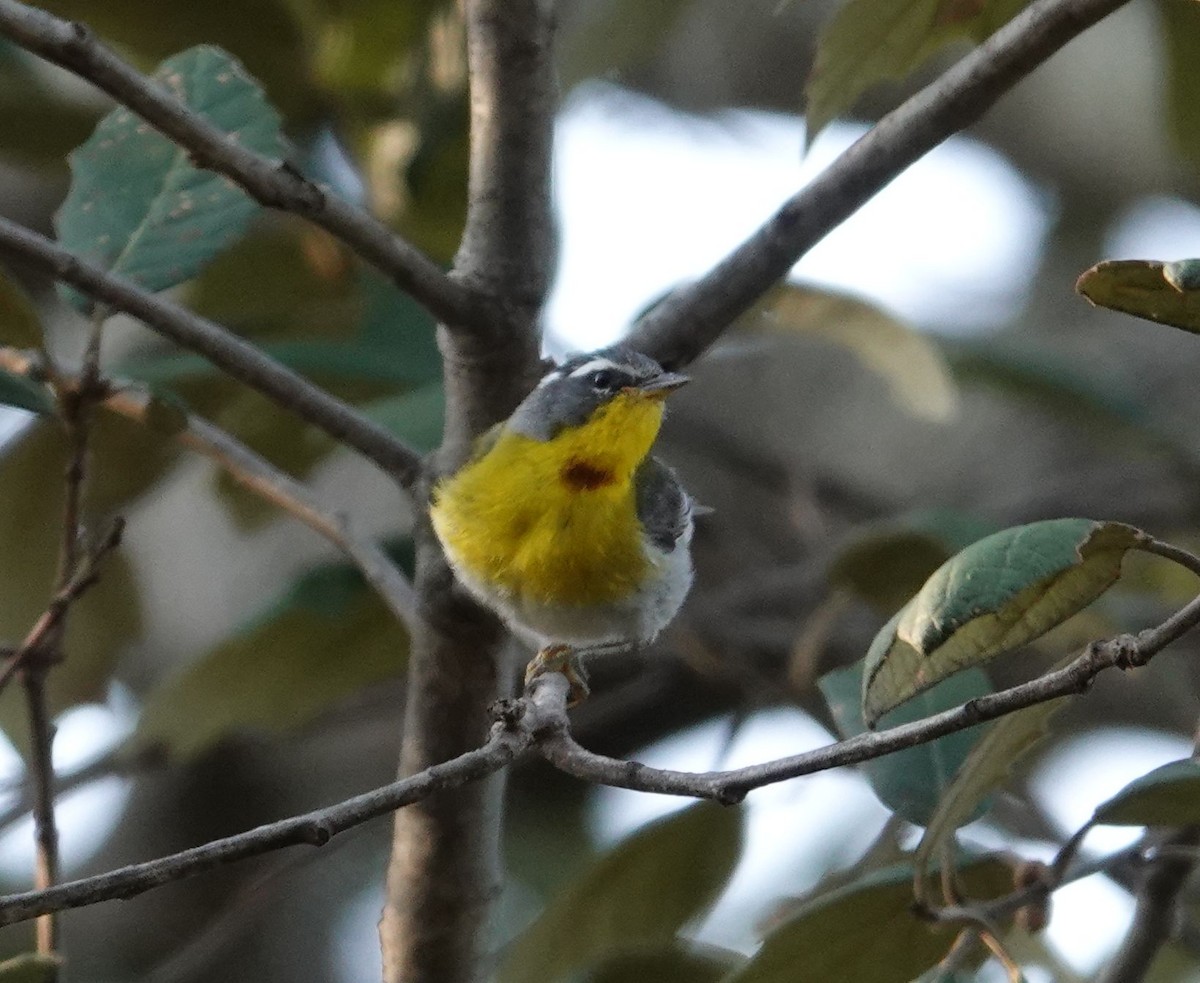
top-left (525, 643), bottom-right (590, 707)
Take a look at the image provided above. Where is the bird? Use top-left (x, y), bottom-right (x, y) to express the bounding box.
top-left (430, 344), bottom-right (697, 704)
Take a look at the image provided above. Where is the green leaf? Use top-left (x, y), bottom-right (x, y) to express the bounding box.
top-left (914, 698), bottom-right (1063, 884)
top-left (128, 553), bottom-right (410, 758)
top-left (499, 804), bottom-right (743, 983)
top-left (0, 271), bottom-right (44, 348)
top-left (582, 946), bottom-right (742, 983)
top-left (821, 660), bottom-right (992, 826)
top-left (1161, 0), bottom-right (1200, 172)
top-left (1077, 259), bottom-right (1200, 333)
top-left (862, 519), bottom-right (1145, 726)
top-left (804, 0), bottom-right (1030, 145)
top-left (55, 45), bottom-right (286, 311)
top-left (828, 510), bottom-right (996, 613)
top-left (739, 284), bottom-right (958, 421)
top-left (724, 858), bottom-right (1011, 983)
top-left (0, 953), bottom-right (62, 983)
top-left (1094, 759), bottom-right (1200, 827)
top-left (0, 370), bottom-right (51, 415)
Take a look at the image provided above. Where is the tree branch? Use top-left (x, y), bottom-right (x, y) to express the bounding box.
top-left (626, 0), bottom-right (1134, 369)
top-left (0, 347), bottom-right (421, 634)
top-left (0, 590), bottom-right (1197, 931)
top-left (0, 0), bottom-right (486, 334)
top-left (380, 3), bottom-right (558, 982)
top-left (0, 217), bottom-right (424, 485)
top-left (0, 720), bottom-right (530, 927)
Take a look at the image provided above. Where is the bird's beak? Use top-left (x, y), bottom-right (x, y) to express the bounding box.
top-left (638, 371), bottom-right (690, 398)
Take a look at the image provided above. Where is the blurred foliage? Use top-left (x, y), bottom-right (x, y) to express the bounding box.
top-left (0, 0), bottom-right (1197, 980)
top-left (821, 661), bottom-right (992, 826)
top-left (803, 0), bottom-right (1030, 146)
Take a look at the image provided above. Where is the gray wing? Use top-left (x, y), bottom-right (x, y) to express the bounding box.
top-left (634, 456), bottom-right (692, 553)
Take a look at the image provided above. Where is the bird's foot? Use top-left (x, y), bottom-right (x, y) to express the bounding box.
top-left (525, 643), bottom-right (590, 707)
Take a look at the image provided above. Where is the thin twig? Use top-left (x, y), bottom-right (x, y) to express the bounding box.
top-left (0, 0), bottom-right (483, 334)
top-left (626, 0), bottom-right (1134, 369)
top-left (21, 311), bottom-right (109, 960)
top-left (0, 347), bottom-right (421, 633)
top-left (0, 518), bottom-right (125, 697)
top-left (0, 218), bottom-right (424, 486)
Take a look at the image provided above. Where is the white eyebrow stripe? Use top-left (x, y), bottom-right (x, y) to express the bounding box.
top-left (567, 358), bottom-right (622, 379)
top-left (536, 369), bottom-right (564, 389)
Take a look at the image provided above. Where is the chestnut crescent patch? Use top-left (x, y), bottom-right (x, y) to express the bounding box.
top-left (560, 459), bottom-right (615, 490)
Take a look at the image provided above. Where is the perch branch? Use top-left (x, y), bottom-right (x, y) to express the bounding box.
top-left (4, 591), bottom-right (1199, 927)
top-left (0, 0), bottom-right (486, 333)
top-left (626, 0), bottom-right (1134, 369)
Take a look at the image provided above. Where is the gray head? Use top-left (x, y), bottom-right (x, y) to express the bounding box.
top-left (508, 345), bottom-right (688, 441)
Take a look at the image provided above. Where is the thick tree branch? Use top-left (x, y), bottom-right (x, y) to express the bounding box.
top-left (0, 347), bottom-right (421, 633)
top-left (380, 3), bottom-right (557, 983)
top-left (626, 0), bottom-right (1133, 370)
top-left (0, 0), bottom-right (486, 333)
top-left (453, 0), bottom-right (557, 327)
top-left (0, 217), bottom-right (424, 485)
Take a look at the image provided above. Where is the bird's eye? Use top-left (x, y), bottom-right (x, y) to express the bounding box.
top-left (588, 369), bottom-right (622, 391)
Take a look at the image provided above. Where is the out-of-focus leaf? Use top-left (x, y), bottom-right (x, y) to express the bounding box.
top-left (0, 423), bottom-right (149, 750)
top-left (821, 660), bottom-right (991, 826)
top-left (185, 221), bottom-right (360, 340)
top-left (391, 93), bottom-right (470, 264)
top-left (362, 383), bottom-right (444, 453)
top-left (0, 272), bottom-right (44, 349)
top-left (116, 267), bottom-right (441, 526)
top-left (862, 519), bottom-right (1145, 725)
top-left (582, 946), bottom-right (742, 983)
top-left (0, 372), bottom-right (50, 416)
top-left (561, 0), bottom-right (693, 88)
top-left (0, 953), bottom-right (62, 983)
top-left (1144, 941), bottom-right (1200, 983)
top-left (1094, 759), bottom-right (1200, 827)
top-left (498, 804), bottom-right (743, 983)
top-left (724, 858), bottom-right (1011, 983)
top-left (207, 387), bottom-right (336, 529)
top-left (828, 509), bottom-right (995, 613)
top-left (1161, 0), bottom-right (1200, 172)
top-left (914, 698), bottom-right (1063, 885)
top-left (129, 552), bottom-right (410, 758)
top-left (35, 0), bottom-right (317, 120)
top-left (739, 284), bottom-right (958, 422)
top-left (56, 45), bottom-right (286, 311)
top-left (309, 0), bottom-right (442, 97)
top-left (804, 0), bottom-right (1030, 145)
top-left (1077, 259), bottom-right (1200, 333)
top-left (0, 42), bottom-right (100, 167)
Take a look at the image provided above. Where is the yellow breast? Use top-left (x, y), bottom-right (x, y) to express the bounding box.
top-left (431, 392), bottom-right (664, 606)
